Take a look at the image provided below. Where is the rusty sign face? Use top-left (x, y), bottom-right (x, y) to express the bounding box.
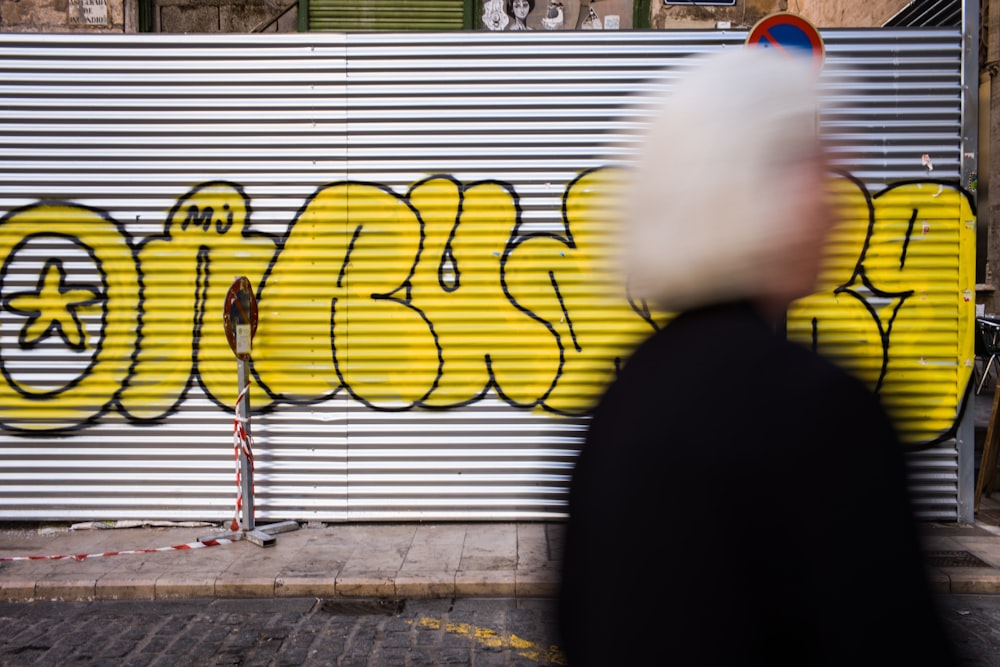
top-left (223, 276), bottom-right (258, 359)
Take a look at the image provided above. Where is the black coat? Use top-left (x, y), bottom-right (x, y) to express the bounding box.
top-left (558, 301), bottom-right (959, 666)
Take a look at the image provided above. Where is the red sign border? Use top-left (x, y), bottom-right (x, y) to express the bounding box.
top-left (746, 12), bottom-right (825, 68)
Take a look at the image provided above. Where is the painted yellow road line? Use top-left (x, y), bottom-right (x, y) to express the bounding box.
top-left (410, 617), bottom-right (567, 665)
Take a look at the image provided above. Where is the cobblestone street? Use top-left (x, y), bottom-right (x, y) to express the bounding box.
top-left (5, 594), bottom-right (1000, 665)
top-left (0, 597), bottom-right (565, 666)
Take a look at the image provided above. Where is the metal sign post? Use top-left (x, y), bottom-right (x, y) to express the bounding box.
top-left (236, 355), bottom-right (254, 532)
top-left (201, 276), bottom-right (298, 548)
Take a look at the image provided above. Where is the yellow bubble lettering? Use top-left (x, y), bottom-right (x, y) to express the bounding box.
top-left (253, 182), bottom-right (438, 409)
top-left (117, 182), bottom-right (276, 419)
top-left (409, 177), bottom-right (561, 407)
top-left (789, 175), bottom-right (976, 445)
top-left (505, 168), bottom-right (663, 414)
top-left (0, 204), bottom-right (139, 431)
top-left (0, 172), bottom-right (975, 448)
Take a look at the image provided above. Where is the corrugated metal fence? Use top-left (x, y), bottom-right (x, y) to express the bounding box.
top-left (0, 29), bottom-right (976, 522)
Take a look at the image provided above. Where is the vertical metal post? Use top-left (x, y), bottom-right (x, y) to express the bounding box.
top-left (961, 0), bottom-right (982, 521)
top-left (201, 275), bottom-right (297, 547)
top-left (238, 358), bottom-right (255, 531)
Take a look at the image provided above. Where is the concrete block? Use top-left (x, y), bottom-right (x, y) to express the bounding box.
top-left (0, 577), bottom-right (37, 601)
top-left (274, 575), bottom-right (336, 598)
top-left (394, 573), bottom-right (455, 599)
top-left (945, 569), bottom-right (1000, 594)
top-left (214, 574), bottom-right (275, 598)
top-left (95, 573), bottom-right (156, 600)
top-left (455, 570), bottom-right (516, 597)
top-left (335, 574), bottom-right (395, 597)
top-left (155, 572), bottom-right (216, 599)
top-left (35, 576), bottom-right (96, 601)
top-left (514, 569), bottom-right (559, 598)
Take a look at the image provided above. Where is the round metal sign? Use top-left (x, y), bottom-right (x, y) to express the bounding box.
top-left (746, 12), bottom-right (825, 70)
top-left (222, 276), bottom-right (258, 359)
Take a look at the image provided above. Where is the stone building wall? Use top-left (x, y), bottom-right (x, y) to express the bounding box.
top-left (985, 0), bottom-right (999, 309)
top-left (1, 0), bottom-right (137, 31)
top-left (791, 0), bottom-right (911, 27)
top-left (150, 0), bottom-right (297, 32)
top-left (0, 0), bottom-right (918, 33)
top-left (0, 0), bottom-right (298, 32)
top-left (649, 0), bottom-right (910, 29)
top-left (652, 0), bottom-right (783, 30)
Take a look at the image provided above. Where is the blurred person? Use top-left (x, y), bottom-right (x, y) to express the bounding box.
top-left (557, 48), bottom-right (959, 666)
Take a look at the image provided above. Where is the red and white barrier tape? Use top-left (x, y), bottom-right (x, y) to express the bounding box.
top-left (231, 383), bottom-right (255, 532)
top-left (0, 389), bottom-right (259, 561)
top-left (0, 537), bottom-right (233, 562)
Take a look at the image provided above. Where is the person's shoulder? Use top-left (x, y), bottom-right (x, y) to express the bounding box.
top-left (781, 335), bottom-right (874, 400)
top-left (774, 333), bottom-right (899, 443)
top-left (633, 301), bottom-right (771, 360)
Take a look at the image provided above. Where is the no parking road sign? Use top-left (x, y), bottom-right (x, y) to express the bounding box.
top-left (746, 12), bottom-right (825, 70)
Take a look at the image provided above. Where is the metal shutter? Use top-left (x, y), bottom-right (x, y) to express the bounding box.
top-left (309, 0), bottom-right (467, 30)
top-left (0, 29), bottom-right (975, 522)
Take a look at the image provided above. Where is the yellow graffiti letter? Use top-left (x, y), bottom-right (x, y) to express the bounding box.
top-left (504, 168), bottom-right (661, 414)
top-left (409, 177), bottom-right (561, 407)
top-left (254, 183), bottom-right (438, 408)
top-left (0, 204), bottom-right (138, 430)
top-left (117, 182), bottom-right (276, 419)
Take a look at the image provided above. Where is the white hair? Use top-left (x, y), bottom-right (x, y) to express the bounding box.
top-left (621, 47), bottom-right (825, 312)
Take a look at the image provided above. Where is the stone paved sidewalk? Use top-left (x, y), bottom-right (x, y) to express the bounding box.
top-left (0, 522), bottom-right (563, 602)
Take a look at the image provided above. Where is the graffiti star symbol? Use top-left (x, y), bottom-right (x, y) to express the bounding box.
top-left (2, 259), bottom-right (103, 352)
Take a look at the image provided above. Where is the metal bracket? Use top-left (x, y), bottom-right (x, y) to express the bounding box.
top-left (199, 520), bottom-right (300, 548)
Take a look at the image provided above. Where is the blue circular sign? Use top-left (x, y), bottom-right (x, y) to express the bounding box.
top-left (746, 12), bottom-right (825, 68)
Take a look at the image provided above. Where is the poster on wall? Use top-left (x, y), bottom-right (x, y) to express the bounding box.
top-left (482, 0), bottom-right (631, 30)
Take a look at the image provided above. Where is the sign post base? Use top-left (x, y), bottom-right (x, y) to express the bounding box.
top-left (199, 520), bottom-right (300, 549)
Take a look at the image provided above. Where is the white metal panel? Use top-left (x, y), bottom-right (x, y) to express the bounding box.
top-left (0, 29), bottom-right (972, 521)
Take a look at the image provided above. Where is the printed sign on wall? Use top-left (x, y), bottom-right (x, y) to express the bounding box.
top-left (67, 0), bottom-right (109, 25)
